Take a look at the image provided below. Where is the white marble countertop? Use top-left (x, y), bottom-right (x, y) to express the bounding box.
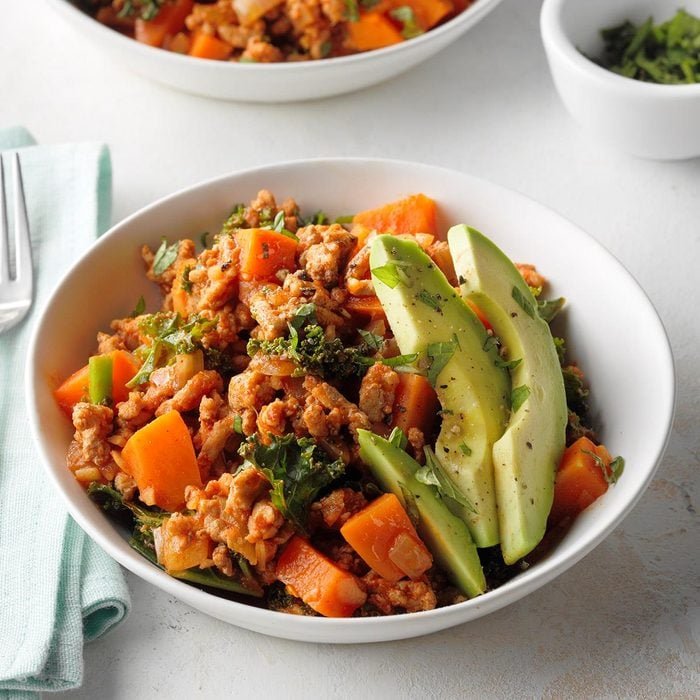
top-left (3, 0), bottom-right (698, 696)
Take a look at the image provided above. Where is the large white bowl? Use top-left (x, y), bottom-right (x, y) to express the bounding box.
top-left (27, 159), bottom-right (675, 643)
top-left (46, 0), bottom-right (503, 102)
top-left (541, 0), bottom-right (700, 160)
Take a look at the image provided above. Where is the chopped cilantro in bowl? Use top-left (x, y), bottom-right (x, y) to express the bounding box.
top-left (594, 9), bottom-right (700, 84)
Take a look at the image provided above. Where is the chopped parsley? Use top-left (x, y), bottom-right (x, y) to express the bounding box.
top-left (117, 0), bottom-right (165, 21)
top-left (127, 313), bottom-right (217, 387)
top-left (495, 356), bottom-right (522, 370)
top-left (181, 265), bottom-right (193, 294)
top-left (511, 384), bottom-right (531, 413)
top-left (416, 289), bottom-right (442, 312)
top-left (459, 442), bottom-right (472, 456)
top-left (381, 353), bottom-right (419, 370)
top-left (538, 297), bottom-right (565, 323)
top-left (389, 6), bottom-right (424, 39)
top-left (152, 238), bottom-right (179, 276)
top-left (426, 339), bottom-right (458, 386)
top-left (583, 450), bottom-right (625, 485)
top-left (130, 295), bottom-right (146, 318)
top-left (345, 0), bottom-right (360, 21)
top-left (511, 286), bottom-right (535, 319)
top-left (415, 447), bottom-right (476, 513)
top-left (358, 328), bottom-right (384, 352)
top-left (221, 204), bottom-right (247, 235)
top-left (371, 263), bottom-right (402, 289)
top-left (596, 10), bottom-right (700, 84)
top-left (388, 426), bottom-right (408, 450)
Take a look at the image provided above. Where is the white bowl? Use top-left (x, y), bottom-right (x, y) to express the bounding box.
top-left (27, 159), bottom-right (674, 643)
top-left (45, 0), bottom-right (503, 102)
top-left (541, 0), bottom-right (700, 160)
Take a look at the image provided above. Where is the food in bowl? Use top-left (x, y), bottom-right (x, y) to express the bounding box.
top-left (53, 190), bottom-right (624, 617)
top-left (594, 9), bottom-right (700, 84)
top-left (79, 0), bottom-right (474, 62)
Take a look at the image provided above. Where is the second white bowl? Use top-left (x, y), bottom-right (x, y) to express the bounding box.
top-left (541, 0), bottom-right (700, 160)
top-left (47, 0), bottom-right (503, 102)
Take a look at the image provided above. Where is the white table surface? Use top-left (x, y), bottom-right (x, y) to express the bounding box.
top-left (3, 1), bottom-right (699, 697)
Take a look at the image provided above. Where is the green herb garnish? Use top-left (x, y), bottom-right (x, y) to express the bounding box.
top-left (512, 286), bottom-right (535, 319)
top-left (415, 447), bottom-right (476, 513)
top-left (596, 10), bottom-right (700, 84)
top-left (388, 426), bottom-right (408, 450)
top-left (130, 295), bottom-right (146, 318)
top-left (583, 450), bottom-right (625, 485)
top-left (181, 265), bottom-right (193, 294)
top-left (127, 313), bottom-right (216, 388)
top-left (371, 263), bottom-right (402, 288)
top-left (426, 339), bottom-right (458, 386)
top-left (345, 0), bottom-right (360, 21)
top-left (416, 289), bottom-right (442, 312)
top-left (538, 297), bottom-right (565, 323)
top-left (381, 353), bottom-right (419, 370)
top-left (152, 238), bottom-right (179, 276)
top-left (495, 356), bottom-right (522, 370)
top-left (511, 385), bottom-right (531, 413)
top-left (389, 6), bottom-right (424, 39)
top-left (358, 328), bottom-right (384, 351)
top-left (117, 0), bottom-right (165, 21)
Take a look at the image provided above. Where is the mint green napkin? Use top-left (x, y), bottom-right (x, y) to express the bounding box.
top-left (0, 128), bottom-right (130, 698)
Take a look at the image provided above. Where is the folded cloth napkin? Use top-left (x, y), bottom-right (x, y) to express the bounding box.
top-left (0, 127), bottom-right (130, 699)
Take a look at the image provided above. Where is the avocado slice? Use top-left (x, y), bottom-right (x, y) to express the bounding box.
top-left (370, 235), bottom-right (510, 548)
top-left (357, 429), bottom-right (486, 598)
top-left (448, 225), bottom-right (568, 564)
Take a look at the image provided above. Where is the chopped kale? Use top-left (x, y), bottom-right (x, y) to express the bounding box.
top-left (562, 367), bottom-right (589, 417)
top-left (240, 434), bottom-right (345, 534)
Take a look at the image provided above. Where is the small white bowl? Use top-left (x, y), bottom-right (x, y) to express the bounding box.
top-left (27, 159), bottom-right (674, 643)
top-left (46, 0), bottom-right (503, 102)
top-left (541, 0), bottom-right (700, 160)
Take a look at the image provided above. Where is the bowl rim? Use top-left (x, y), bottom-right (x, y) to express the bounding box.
top-left (26, 157), bottom-right (677, 638)
top-left (47, 0), bottom-right (504, 72)
top-left (540, 0), bottom-right (700, 97)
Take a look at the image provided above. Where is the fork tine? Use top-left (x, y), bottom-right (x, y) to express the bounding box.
top-left (0, 158), bottom-right (9, 285)
top-left (12, 153), bottom-right (33, 294)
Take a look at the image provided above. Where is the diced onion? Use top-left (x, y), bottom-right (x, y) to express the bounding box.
top-left (233, 0), bottom-right (284, 25)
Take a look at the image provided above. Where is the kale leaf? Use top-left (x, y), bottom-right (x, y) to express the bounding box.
top-left (240, 434), bottom-right (345, 534)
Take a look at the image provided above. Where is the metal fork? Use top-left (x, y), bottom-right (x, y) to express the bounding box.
top-left (0, 154), bottom-right (33, 333)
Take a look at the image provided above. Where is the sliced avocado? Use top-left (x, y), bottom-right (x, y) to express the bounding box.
top-left (370, 235), bottom-right (510, 548)
top-left (357, 429), bottom-right (486, 598)
top-left (448, 225), bottom-right (568, 564)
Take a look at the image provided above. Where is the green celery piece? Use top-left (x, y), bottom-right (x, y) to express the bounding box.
top-left (88, 355), bottom-right (113, 405)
